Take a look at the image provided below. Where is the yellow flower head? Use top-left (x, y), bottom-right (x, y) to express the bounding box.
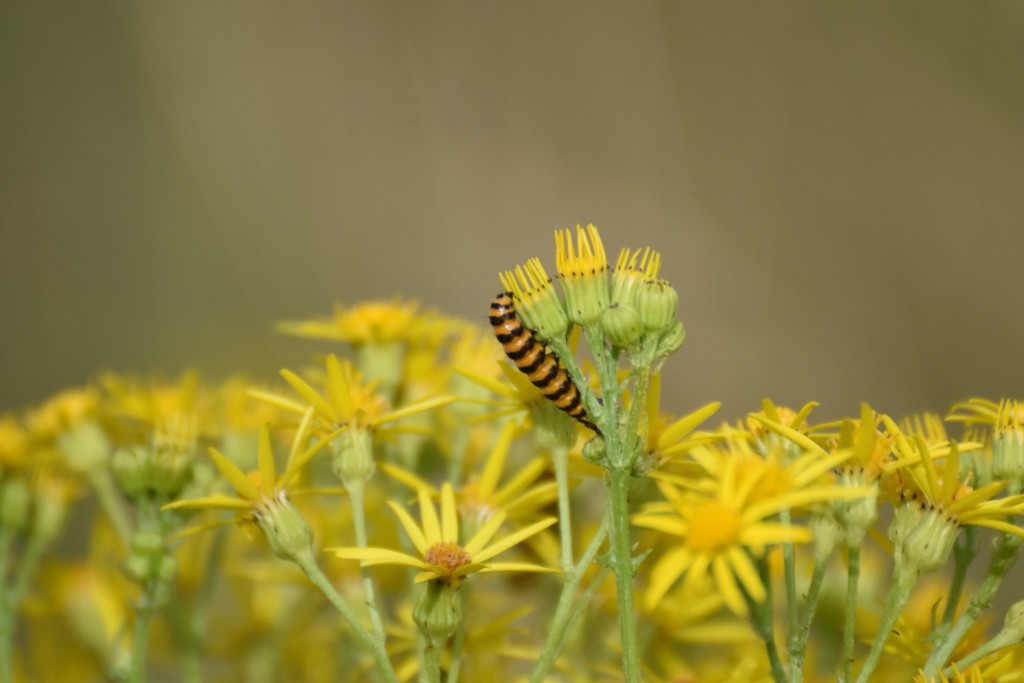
top-left (163, 410), bottom-right (334, 536)
top-left (0, 414), bottom-right (29, 471)
top-left (611, 246), bottom-right (661, 310)
top-left (330, 483), bottom-right (557, 585)
top-left (278, 298), bottom-right (425, 347)
top-left (638, 435), bottom-right (871, 616)
top-left (251, 354), bottom-right (452, 440)
top-left (498, 257), bottom-right (568, 342)
top-left (555, 224), bottom-right (610, 325)
top-left (24, 387), bottom-right (99, 442)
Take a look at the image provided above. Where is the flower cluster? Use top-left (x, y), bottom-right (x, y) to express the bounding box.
top-left (2, 226), bottom-right (1024, 683)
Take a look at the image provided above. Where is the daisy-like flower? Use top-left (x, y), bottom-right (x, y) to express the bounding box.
top-left (379, 421), bottom-right (558, 537)
top-left (250, 354), bottom-right (452, 485)
top-left (882, 418), bottom-right (1024, 576)
top-left (163, 410), bottom-right (335, 561)
top-left (329, 483), bottom-right (557, 585)
top-left (636, 439), bottom-right (870, 616)
top-left (276, 298), bottom-right (425, 347)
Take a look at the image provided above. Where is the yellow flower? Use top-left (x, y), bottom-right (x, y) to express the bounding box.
top-left (636, 440), bottom-right (868, 616)
top-left (555, 223), bottom-right (610, 325)
top-left (250, 354), bottom-right (452, 439)
top-left (329, 483), bottom-right (557, 585)
top-left (380, 421), bottom-right (558, 533)
top-left (163, 410), bottom-right (335, 545)
top-left (277, 298), bottom-right (425, 346)
top-left (0, 414), bottom-right (28, 471)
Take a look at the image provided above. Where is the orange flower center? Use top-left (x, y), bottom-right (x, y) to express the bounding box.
top-left (424, 542), bottom-right (472, 575)
top-left (686, 501), bottom-right (741, 553)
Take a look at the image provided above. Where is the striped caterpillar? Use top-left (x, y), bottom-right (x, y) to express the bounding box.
top-left (489, 292), bottom-right (600, 434)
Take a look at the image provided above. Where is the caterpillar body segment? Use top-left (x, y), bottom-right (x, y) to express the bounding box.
top-left (489, 292), bottom-right (600, 435)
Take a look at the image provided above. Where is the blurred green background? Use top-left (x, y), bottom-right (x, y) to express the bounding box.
top-left (2, 2), bottom-right (1023, 422)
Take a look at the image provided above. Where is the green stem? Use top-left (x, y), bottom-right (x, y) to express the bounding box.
top-left (531, 519), bottom-right (609, 683)
top-left (347, 479), bottom-right (387, 640)
top-left (0, 534), bottom-right (47, 683)
top-left (941, 526), bottom-right (977, 628)
top-left (423, 638), bottom-right (442, 683)
top-left (853, 563), bottom-right (917, 683)
top-left (129, 582), bottom-right (159, 683)
top-left (87, 467), bottom-right (134, 547)
top-left (922, 532), bottom-right (1023, 677)
top-left (788, 559), bottom-right (828, 683)
top-left (748, 555), bottom-right (786, 683)
top-left (842, 543), bottom-right (861, 683)
top-left (606, 471), bottom-right (641, 683)
top-left (444, 591), bottom-right (468, 683)
top-left (779, 509), bottom-right (798, 650)
top-left (551, 444), bottom-right (574, 574)
top-left (294, 549), bottom-right (398, 683)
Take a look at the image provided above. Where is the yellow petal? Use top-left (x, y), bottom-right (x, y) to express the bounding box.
top-left (473, 517), bottom-right (556, 564)
top-left (440, 483), bottom-right (458, 543)
top-left (387, 500), bottom-right (429, 554)
top-left (280, 369), bottom-right (336, 423)
top-left (418, 487), bottom-right (441, 544)
top-left (207, 447), bottom-right (259, 502)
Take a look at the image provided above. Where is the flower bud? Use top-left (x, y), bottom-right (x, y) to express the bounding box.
top-left (112, 446), bottom-right (151, 497)
top-left (256, 496), bottom-right (314, 562)
top-left (413, 579), bottom-right (463, 642)
top-left (57, 420), bottom-right (110, 474)
top-left (638, 279), bottom-right (679, 333)
top-left (331, 428), bottom-right (376, 487)
top-left (601, 304), bottom-right (644, 349)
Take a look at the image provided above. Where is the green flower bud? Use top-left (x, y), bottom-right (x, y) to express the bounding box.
top-left (993, 431), bottom-right (1024, 489)
top-left (638, 279), bottom-right (679, 333)
top-left (256, 497), bottom-right (313, 562)
top-left (582, 437), bottom-right (608, 468)
top-left (413, 579), bottom-right (463, 642)
top-left (832, 475), bottom-right (879, 546)
top-left (601, 304), bottom-right (644, 349)
top-left (655, 321), bottom-right (686, 359)
top-left (810, 511), bottom-right (844, 565)
top-left (900, 508), bottom-right (959, 576)
top-left (112, 446), bottom-right (151, 497)
top-left (57, 420), bottom-right (110, 474)
top-left (331, 427), bottom-right (376, 487)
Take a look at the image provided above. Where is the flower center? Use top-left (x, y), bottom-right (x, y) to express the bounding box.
top-left (686, 501), bottom-right (741, 553)
top-left (424, 542), bottom-right (472, 575)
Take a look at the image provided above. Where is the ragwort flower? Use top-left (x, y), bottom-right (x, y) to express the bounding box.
top-left (329, 483), bottom-right (556, 585)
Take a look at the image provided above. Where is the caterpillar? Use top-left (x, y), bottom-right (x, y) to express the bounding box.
top-left (489, 292), bottom-right (600, 434)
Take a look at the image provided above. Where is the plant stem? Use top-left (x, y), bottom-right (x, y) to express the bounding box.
top-left (551, 444), bottom-right (574, 574)
top-left (937, 525), bottom-right (977, 634)
top-left (87, 467), bottom-right (134, 547)
top-left (922, 531), bottom-right (1023, 677)
top-left (423, 638), bottom-right (442, 683)
top-left (842, 543), bottom-right (861, 683)
top-left (606, 471), bottom-right (641, 683)
top-left (347, 479), bottom-right (386, 639)
top-left (531, 519), bottom-right (608, 683)
top-left (445, 591), bottom-right (468, 683)
top-left (779, 509), bottom-right (799, 647)
top-left (294, 549), bottom-right (398, 683)
top-left (853, 563), bottom-right (917, 683)
top-left (748, 555), bottom-right (786, 683)
top-left (788, 559), bottom-right (827, 683)
top-left (0, 533), bottom-right (46, 683)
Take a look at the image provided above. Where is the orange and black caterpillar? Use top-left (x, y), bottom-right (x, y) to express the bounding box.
top-left (490, 292), bottom-right (600, 434)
